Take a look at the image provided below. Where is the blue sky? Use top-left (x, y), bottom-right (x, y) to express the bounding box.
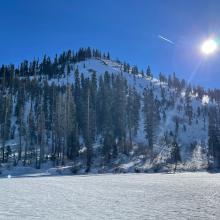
top-left (0, 0), bottom-right (220, 88)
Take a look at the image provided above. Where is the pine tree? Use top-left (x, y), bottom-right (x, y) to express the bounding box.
top-left (143, 89), bottom-right (159, 153)
top-left (170, 140), bottom-right (181, 173)
top-left (66, 87), bottom-right (79, 160)
top-left (18, 105), bottom-right (25, 162)
top-left (185, 88), bottom-right (193, 125)
top-left (90, 71), bottom-right (97, 141)
top-left (81, 77), bottom-right (93, 170)
top-left (112, 74), bottom-right (127, 153)
top-left (146, 65), bottom-right (152, 79)
top-left (0, 93), bottom-right (12, 163)
top-left (74, 68), bottom-right (81, 131)
top-left (208, 106), bottom-right (220, 169)
top-left (126, 87), bottom-right (141, 147)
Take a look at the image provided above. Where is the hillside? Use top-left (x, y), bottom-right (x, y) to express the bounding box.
top-left (0, 48), bottom-right (219, 176)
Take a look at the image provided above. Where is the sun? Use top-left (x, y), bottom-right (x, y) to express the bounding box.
top-left (201, 39), bottom-right (218, 55)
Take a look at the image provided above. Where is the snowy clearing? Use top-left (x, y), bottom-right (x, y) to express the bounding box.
top-left (0, 173), bottom-right (220, 219)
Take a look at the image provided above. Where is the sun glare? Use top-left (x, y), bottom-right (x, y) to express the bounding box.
top-left (201, 39), bottom-right (218, 55)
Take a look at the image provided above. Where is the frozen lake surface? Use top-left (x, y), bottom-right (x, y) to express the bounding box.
top-left (0, 173), bottom-right (220, 220)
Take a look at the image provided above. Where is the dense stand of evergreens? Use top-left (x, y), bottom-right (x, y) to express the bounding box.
top-left (0, 47), bottom-right (220, 171)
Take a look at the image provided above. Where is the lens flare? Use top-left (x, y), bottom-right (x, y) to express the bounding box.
top-left (201, 39), bottom-right (218, 55)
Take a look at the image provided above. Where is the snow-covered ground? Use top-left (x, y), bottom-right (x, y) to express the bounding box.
top-left (0, 173), bottom-right (220, 219)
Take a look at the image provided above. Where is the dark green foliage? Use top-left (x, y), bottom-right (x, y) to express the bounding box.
top-left (146, 65), bottom-right (152, 78)
top-left (1, 47), bottom-right (214, 172)
top-left (208, 106), bottom-right (220, 169)
top-left (170, 140), bottom-right (181, 172)
top-left (143, 88), bottom-right (160, 152)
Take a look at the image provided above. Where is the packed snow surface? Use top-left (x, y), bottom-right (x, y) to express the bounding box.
top-left (0, 173), bottom-right (220, 219)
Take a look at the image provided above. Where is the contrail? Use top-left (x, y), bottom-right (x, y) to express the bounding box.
top-left (158, 35), bottom-right (174, 44)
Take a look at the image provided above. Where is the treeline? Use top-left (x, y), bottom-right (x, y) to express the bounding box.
top-left (0, 47), bottom-right (110, 83)
top-left (0, 67), bottom-right (211, 171)
top-left (0, 47), bottom-right (220, 171)
top-left (0, 68), bottom-right (143, 170)
top-left (1, 46), bottom-right (219, 102)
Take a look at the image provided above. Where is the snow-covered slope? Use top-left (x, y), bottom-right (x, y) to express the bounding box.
top-left (1, 57), bottom-right (212, 174)
top-left (70, 58), bottom-right (208, 161)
